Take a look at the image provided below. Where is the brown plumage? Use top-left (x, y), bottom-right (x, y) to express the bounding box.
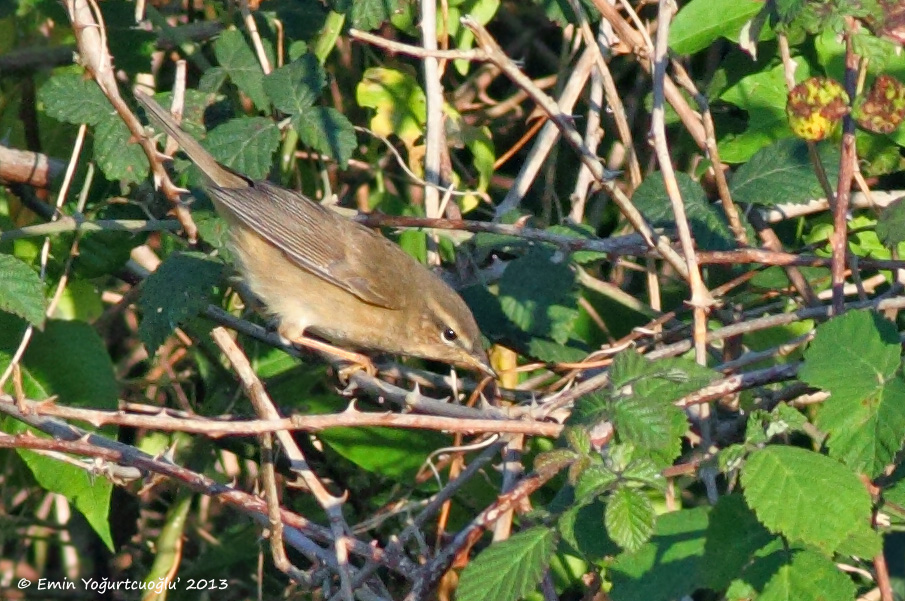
top-left (135, 90), bottom-right (493, 376)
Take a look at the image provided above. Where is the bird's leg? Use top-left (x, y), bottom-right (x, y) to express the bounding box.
top-left (287, 334), bottom-right (377, 377)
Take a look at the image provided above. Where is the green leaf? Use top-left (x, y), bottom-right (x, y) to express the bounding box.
top-left (719, 63), bottom-right (811, 162)
top-left (559, 499), bottom-right (619, 560)
top-left (612, 395), bottom-right (686, 452)
top-left (633, 172), bottom-right (741, 250)
top-left (344, 0), bottom-right (398, 30)
top-left (457, 526), bottom-right (556, 601)
top-left (569, 391), bottom-right (610, 427)
top-left (263, 53), bottom-right (325, 113)
top-left (0, 317), bottom-right (118, 410)
top-left (464, 123), bottom-right (495, 193)
top-left (12, 427), bottom-right (114, 551)
top-left (724, 540), bottom-right (791, 601)
top-left (741, 446), bottom-right (878, 554)
top-left (759, 550), bottom-right (856, 601)
top-left (101, 0), bottom-right (156, 75)
top-left (214, 29), bottom-right (268, 110)
top-left (204, 117), bottom-right (280, 180)
top-left (729, 139), bottom-right (841, 206)
top-left (702, 494), bottom-right (775, 590)
top-left (524, 338), bottom-right (588, 363)
top-left (52, 279), bottom-right (103, 322)
top-left (356, 66), bottom-right (426, 147)
top-left (267, 373), bottom-right (449, 478)
top-left (575, 464), bottom-right (618, 501)
top-left (605, 487), bottom-right (655, 552)
top-left (670, 0), bottom-right (763, 54)
top-left (262, 0), bottom-right (329, 41)
top-left (499, 249), bottom-right (579, 344)
top-left (291, 106), bottom-right (357, 167)
top-left (1, 316), bottom-right (119, 551)
top-left (39, 73), bottom-right (110, 125)
top-left (446, 0), bottom-right (501, 75)
top-left (0, 254), bottom-right (45, 327)
top-left (320, 426), bottom-right (447, 479)
top-left (611, 351), bottom-right (719, 403)
top-left (138, 252), bottom-right (223, 353)
top-left (547, 223), bottom-right (608, 264)
top-left (531, 0), bottom-right (599, 28)
top-left (800, 310), bottom-right (905, 476)
top-left (70, 204), bottom-right (151, 278)
top-left (609, 507), bottom-right (709, 601)
top-left (877, 196), bottom-right (905, 247)
top-left (93, 114), bottom-right (150, 183)
top-left (194, 208), bottom-right (232, 255)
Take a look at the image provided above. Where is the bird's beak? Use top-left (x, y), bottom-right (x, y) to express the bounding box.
top-left (466, 351), bottom-right (497, 380)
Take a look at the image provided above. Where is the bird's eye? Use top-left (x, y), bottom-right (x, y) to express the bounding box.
top-left (441, 327), bottom-right (458, 343)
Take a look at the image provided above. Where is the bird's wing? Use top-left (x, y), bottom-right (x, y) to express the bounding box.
top-left (210, 181), bottom-right (404, 310)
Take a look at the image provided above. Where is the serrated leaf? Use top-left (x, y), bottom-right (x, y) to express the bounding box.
top-left (204, 117), bottom-right (280, 180)
top-left (633, 172), bottom-right (742, 250)
top-left (606, 487), bottom-right (655, 552)
top-left (564, 426), bottom-right (591, 454)
top-left (499, 249), bottom-right (578, 344)
top-left (559, 500), bottom-right (618, 560)
top-left (214, 29), bottom-right (268, 110)
top-left (729, 139), bottom-right (841, 206)
top-left (456, 527), bottom-right (556, 601)
top-left (702, 494), bottom-right (775, 590)
top-left (817, 375), bottom-right (905, 477)
top-left (138, 252), bottom-right (223, 353)
top-left (39, 73), bottom-right (110, 125)
top-left (800, 311), bottom-right (905, 476)
top-left (291, 106), bottom-right (357, 167)
top-left (93, 114), bottom-right (150, 183)
top-left (611, 351), bottom-right (719, 403)
top-left (569, 391), bottom-right (611, 426)
top-left (263, 53), bottom-right (325, 113)
top-left (346, 0), bottom-right (398, 30)
top-left (759, 550), bottom-right (856, 601)
top-left (741, 446), bottom-right (876, 554)
top-left (0, 254), bottom-right (46, 327)
top-left (877, 196), bottom-right (905, 247)
top-left (575, 464), bottom-right (618, 500)
top-left (622, 457), bottom-right (665, 489)
top-left (609, 507), bottom-right (709, 601)
top-left (769, 403), bottom-right (809, 436)
top-left (612, 395), bottom-right (686, 452)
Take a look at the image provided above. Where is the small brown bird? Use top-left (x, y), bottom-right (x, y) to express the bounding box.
top-left (135, 90), bottom-right (493, 377)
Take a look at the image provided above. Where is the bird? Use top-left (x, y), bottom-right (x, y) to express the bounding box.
top-left (134, 90), bottom-right (494, 377)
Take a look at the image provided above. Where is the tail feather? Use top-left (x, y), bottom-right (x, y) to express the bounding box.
top-left (134, 90), bottom-right (246, 189)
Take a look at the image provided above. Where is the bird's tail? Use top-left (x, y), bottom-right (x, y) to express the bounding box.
top-left (134, 90), bottom-right (246, 188)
